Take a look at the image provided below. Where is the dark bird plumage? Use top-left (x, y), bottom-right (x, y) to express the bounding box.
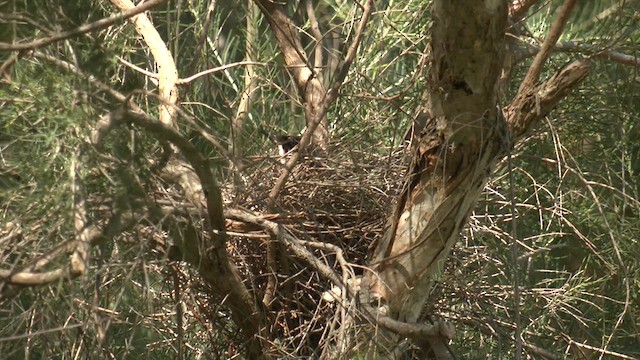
top-left (274, 135), bottom-right (301, 157)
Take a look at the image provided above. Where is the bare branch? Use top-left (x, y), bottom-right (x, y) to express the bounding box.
top-left (516, 41), bottom-right (640, 68)
top-left (110, 0), bottom-right (178, 128)
top-left (0, 0), bottom-right (166, 51)
top-left (507, 59), bottom-right (590, 142)
top-left (0, 12), bottom-right (53, 33)
top-left (69, 155), bottom-right (90, 276)
top-left (178, 61), bottom-right (267, 84)
top-left (118, 56), bottom-right (159, 80)
top-left (304, 0), bottom-right (324, 70)
top-left (518, 0), bottom-right (577, 92)
top-left (0, 268), bottom-right (68, 286)
top-left (229, 1), bottom-right (261, 162)
top-left (0, 223), bottom-right (102, 286)
top-left (0, 52), bottom-right (19, 79)
top-left (105, 106), bottom-right (266, 357)
top-left (109, 106), bottom-right (225, 232)
top-left (254, 0), bottom-right (331, 148)
top-left (267, 0), bottom-right (375, 205)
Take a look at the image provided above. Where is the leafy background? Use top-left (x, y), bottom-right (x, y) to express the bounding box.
top-left (1, 0), bottom-right (638, 358)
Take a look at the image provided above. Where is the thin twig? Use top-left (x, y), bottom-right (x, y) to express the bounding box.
top-left (179, 61), bottom-right (268, 84)
top-left (506, 130), bottom-right (522, 358)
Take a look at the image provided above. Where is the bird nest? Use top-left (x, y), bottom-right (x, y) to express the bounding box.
top-left (218, 140), bottom-right (410, 352)
top-left (227, 140), bottom-right (408, 267)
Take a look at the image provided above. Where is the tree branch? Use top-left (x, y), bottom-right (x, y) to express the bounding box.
top-left (0, 0), bottom-right (166, 51)
top-left (516, 41), bottom-right (640, 68)
top-left (506, 59), bottom-right (590, 142)
top-left (109, 106), bottom-right (266, 358)
top-left (517, 0), bottom-right (577, 92)
top-left (178, 61), bottom-right (267, 84)
top-left (266, 0), bottom-right (375, 205)
top-left (304, 0), bottom-right (324, 71)
top-left (254, 0), bottom-right (331, 149)
top-left (110, 0), bottom-right (178, 128)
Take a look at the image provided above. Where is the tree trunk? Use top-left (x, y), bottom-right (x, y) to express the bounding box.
top-left (366, 0), bottom-right (509, 344)
top-left (361, 1), bottom-right (591, 357)
top-left (369, 0), bottom-right (508, 322)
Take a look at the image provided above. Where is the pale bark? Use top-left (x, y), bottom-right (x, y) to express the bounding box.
top-left (369, 0), bottom-right (510, 322)
top-left (110, 0), bottom-right (178, 128)
top-left (229, 1), bottom-right (259, 160)
top-left (363, 0), bottom-right (592, 358)
top-left (254, 0), bottom-right (330, 150)
top-left (108, 2), bottom-right (268, 357)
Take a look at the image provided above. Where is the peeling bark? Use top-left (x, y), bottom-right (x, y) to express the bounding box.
top-left (506, 59), bottom-right (590, 142)
top-left (369, 0), bottom-right (509, 322)
top-left (365, 2), bottom-right (510, 357)
top-left (364, 1), bottom-right (591, 357)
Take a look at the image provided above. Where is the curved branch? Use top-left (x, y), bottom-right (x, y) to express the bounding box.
top-left (109, 106), bottom-right (266, 358)
top-left (110, 0), bottom-right (178, 128)
top-left (0, 0), bottom-right (166, 51)
top-left (0, 224), bottom-right (102, 286)
top-left (0, 268), bottom-right (68, 286)
top-left (108, 106), bottom-right (225, 236)
top-left (179, 61), bottom-right (267, 84)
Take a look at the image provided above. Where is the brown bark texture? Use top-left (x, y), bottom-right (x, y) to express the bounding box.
top-left (254, 0), bottom-right (330, 149)
top-left (365, 1), bottom-right (591, 357)
top-left (368, 0), bottom-right (510, 323)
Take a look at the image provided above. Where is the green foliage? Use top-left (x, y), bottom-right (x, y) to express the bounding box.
top-left (1, 0), bottom-right (639, 358)
top-left (440, 14), bottom-right (640, 356)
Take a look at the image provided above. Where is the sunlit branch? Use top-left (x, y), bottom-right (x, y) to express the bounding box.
top-left (0, 0), bottom-right (166, 51)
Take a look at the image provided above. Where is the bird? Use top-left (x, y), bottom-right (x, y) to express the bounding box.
top-left (273, 134), bottom-right (301, 163)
